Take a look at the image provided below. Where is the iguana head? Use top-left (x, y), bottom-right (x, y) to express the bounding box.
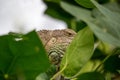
top-left (37, 29), bottom-right (76, 65)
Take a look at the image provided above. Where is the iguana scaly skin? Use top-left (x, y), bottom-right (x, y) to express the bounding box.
top-left (37, 29), bottom-right (76, 65)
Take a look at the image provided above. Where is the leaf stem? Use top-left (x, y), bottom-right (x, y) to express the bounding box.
top-left (95, 48), bottom-right (118, 71)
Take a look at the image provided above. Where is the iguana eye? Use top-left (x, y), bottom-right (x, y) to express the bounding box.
top-left (68, 32), bottom-right (73, 36)
top-left (64, 29), bottom-right (76, 37)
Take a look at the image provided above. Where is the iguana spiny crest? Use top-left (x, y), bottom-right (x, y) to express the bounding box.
top-left (37, 29), bottom-right (76, 65)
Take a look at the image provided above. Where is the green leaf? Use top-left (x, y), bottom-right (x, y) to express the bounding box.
top-left (77, 72), bottom-right (105, 80)
top-left (85, 20), bottom-right (120, 47)
top-left (89, 0), bottom-right (120, 47)
top-left (0, 31), bottom-right (50, 80)
top-left (60, 27), bottom-right (94, 78)
top-left (79, 60), bottom-right (101, 74)
top-left (118, 70), bottom-right (120, 73)
top-left (61, 2), bottom-right (93, 21)
top-left (75, 0), bottom-right (95, 8)
top-left (44, 0), bottom-right (61, 3)
top-left (103, 2), bottom-right (120, 13)
top-left (91, 0), bottom-right (120, 23)
top-left (61, 1), bottom-right (120, 47)
top-left (36, 73), bottom-right (48, 80)
top-left (0, 35), bottom-right (13, 72)
top-left (91, 0), bottom-right (120, 34)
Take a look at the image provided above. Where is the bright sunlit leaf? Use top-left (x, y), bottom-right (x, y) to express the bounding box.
top-left (60, 27), bottom-right (94, 78)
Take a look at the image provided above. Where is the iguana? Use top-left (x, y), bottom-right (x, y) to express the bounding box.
top-left (37, 29), bottom-right (76, 65)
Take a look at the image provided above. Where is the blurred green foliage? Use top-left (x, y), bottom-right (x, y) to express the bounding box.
top-left (0, 31), bottom-right (50, 80)
top-left (0, 0), bottom-right (120, 80)
top-left (43, 0), bottom-right (120, 80)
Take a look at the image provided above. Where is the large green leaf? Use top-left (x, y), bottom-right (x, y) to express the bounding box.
top-left (0, 35), bottom-right (13, 73)
top-left (75, 0), bottom-right (95, 8)
top-left (89, 0), bottom-right (120, 47)
top-left (92, 0), bottom-right (120, 35)
top-left (103, 2), bottom-right (120, 13)
top-left (0, 31), bottom-right (50, 80)
top-left (61, 1), bottom-right (120, 47)
top-left (85, 20), bottom-right (120, 47)
top-left (60, 27), bottom-right (94, 78)
top-left (61, 2), bottom-right (93, 21)
top-left (91, 0), bottom-right (120, 23)
top-left (77, 72), bottom-right (105, 80)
